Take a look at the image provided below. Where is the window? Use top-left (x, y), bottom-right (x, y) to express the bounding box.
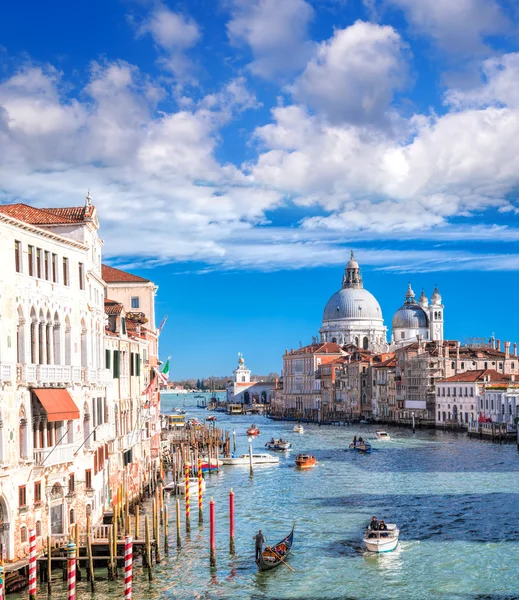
top-left (36, 521), bottom-right (42, 536)
top-left (470, 388), bottom-right (474, 397)
top-left (63, 257), bottom-right (69, 286)
top-left (461, 362), bottom-right (465, 369)
top-left (52, 254), bottom-right (58, 282)
top-left (69, 473), bottom-right (75, 493)
top-left (21, 526), bottom-right (27, 543)
top-left (113, 350), bottom-right (120, 379)
top-left (69, 509), bottom-right (75, 525)
top-left (130, 352), bottom-right (135, 376)
top-left (401, 332), bottom-right (405, 339)
top-left (105, 349), bottom-right (111, 370)
top-left (78, 262), bottom-right (85, 290)
top-left (131, 297), bottom-right (140, 309)
top-left (438, 411), bottom-right (440, 421)
top-left (442, 388), bottom-right (445, 397)
top-left (15, 240), bottom-right (22, 272)
top-left (136, 354), bottom-right (141, 376)
top-left (85, 469), bottom-right (92, 490)
top-left (121, 318), bottom-right (126, 335)
top-left (36, 248), bottom-right (42, 278)
top-left (44, 251), bottom-right (50, 280)
top-left (19, 485), bottom-right (27, 508)
top-left (34, 481), bottom-right (41, 504)
top-left (28, 246), bottom-right (34, 276)
top-left (451, 361), bottom-right (455, 370)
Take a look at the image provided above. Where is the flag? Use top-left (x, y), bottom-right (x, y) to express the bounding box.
top-left (157, 314), bottom-right (168, 335)
top-left (158, 357), bottom-right (170, 384)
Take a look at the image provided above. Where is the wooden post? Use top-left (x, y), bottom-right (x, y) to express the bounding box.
top-left (86, 514), bottom-right (95, 591)
top-left (135, 505), bottom-right (140, 540)
top-left (154, 497), bottom-right (161, 564)
top-left (151, 497), bottom-right (157, 550)
top-left (144, 516), bottom-right (153, 581)
top-left (163, 506), bottom-right (169, 555)
top-left (233, 429), bottom-right (236, 454)
top-left (47, 534), bottom-right (52, 593)
top-left (176, 498), bottom-right (181, 548)
top-left (125, 496), bottom-right (130, 536)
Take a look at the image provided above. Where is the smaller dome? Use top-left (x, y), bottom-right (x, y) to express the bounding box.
top-left (392, 304), bottom-right (429, 330)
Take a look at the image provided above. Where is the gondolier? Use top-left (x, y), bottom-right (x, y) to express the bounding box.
top-left (254, 530), bottom-right (266, 561)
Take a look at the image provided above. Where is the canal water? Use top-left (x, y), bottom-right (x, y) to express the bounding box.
top-left (15, 393), bottom-right (519, 599)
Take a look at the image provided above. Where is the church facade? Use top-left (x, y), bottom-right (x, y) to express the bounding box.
top-left (319, 252), bottom-right (444, 351)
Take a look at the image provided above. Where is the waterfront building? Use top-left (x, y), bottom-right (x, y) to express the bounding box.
top-left (435, 369), bottom-right (512, 427)
top-left (0, 197), bottom-right (161, 565)
top-left (225, 354), bottom-right (276, 405)
top-left (478, 377), bottom-right (519, 426)
top-left (371, 354), bottom-right (397, 420)
top-left (281, 342), bottom-right (345, 419)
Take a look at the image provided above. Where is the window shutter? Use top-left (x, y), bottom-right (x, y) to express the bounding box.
top-left (136, 354), bottom-right (141, 376)
top-left (113, 350), bottom-right (120, 379)
top-left (130, 352), bottom-right (135, 376)
top-left (105, 349), bottom-right (111, 370)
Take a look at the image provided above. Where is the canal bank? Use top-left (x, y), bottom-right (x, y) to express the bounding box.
top-left (10, 401), bottom-right (519, 600)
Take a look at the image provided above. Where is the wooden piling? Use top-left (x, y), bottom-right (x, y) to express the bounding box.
top-left (108, 526), bottom-right (115, 580)
top-left (229, 488), bottom-right (235, 554)
top-left (135, 505), bottom-right (140, 540)
top-left (144, 516), bottom-right (153, 581)
top-left (155, 497), bottom-right (161, 564)
top-left (163, 506), bottom-right (169, 555)
top-left (176, 498), bottom-right (181, 548)
top-left (47, 534), bottom-right (52, 593)
top-left (86, 514), bottom-right (95, 592)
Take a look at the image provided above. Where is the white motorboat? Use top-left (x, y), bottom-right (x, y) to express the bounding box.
top-left (265, 439), bottom-right (292, 451)
top-left (220, 453), bottom-right (279, 466)
top-left (173, 477), bottom-right (206, 495)
top-left (363, 524), bottom-right (399, 552)
top-left (376, 431), bottom-right (390, 440)
top-left (293, 424), bottom-right (304, 433)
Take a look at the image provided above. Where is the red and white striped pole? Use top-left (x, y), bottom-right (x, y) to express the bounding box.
top-left (67, 541), bottom-right (76, 600)
top-left (0, 561), bottom-right (4, 600)
top-left (229, 489), bottom-right (235, 554)
top-left (124, 535), bottom-right (133, 600)
top-left (209, 497), bottom-right (216, 567)
top-left (28, 529), bottom-right (37, 599)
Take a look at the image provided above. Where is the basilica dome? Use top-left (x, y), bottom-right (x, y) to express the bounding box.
top-left (323, 287), bottom-right (383, 321)
top-left (392, 303), bottom-right (428, 329)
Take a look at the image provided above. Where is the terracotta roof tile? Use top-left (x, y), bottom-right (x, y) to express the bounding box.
top-left (438, 369), bottom-right (512, 383)
top-left (287, 342), bottom-right (343, 355)
top-left (0, 203), bottom-right (93, 224)
top-left (102, 264), bottom-right (150, 283)
top-left (104, 299), bottom-right (124, 315)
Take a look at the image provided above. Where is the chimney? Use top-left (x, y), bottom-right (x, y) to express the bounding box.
top-left (456, 341), bottom-right (460, 360)
top-left (438, 342), bottom-right (443, 358)
top-left (514, 342), bottom-right (517, 357)
top-left (497, 339), bottom-right (501, 352)
top-left (505, 341), bottom-right (510, 359)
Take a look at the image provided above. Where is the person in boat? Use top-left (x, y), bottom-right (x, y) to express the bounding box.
top-left (358, 436), bottom-right (364, 443)
top-left (254, 530), bottom-right (266, 561)
top-left (369, 516), bottom-right (379, 530)
top-left (353, 435), bottom-right (357, 446)
top-left (270, 437), bottom-right (275, 444)
top-left (378, 520), bottom-right (387, 531)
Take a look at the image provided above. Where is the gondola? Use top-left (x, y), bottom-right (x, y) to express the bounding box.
top-left (256, 527), bottom-right (294, 572)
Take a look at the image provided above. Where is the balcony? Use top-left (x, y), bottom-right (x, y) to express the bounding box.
top-left (34, 443), bottom-right (76, 467)
top-left (36, 365), bottom-right (72, 385)
top-left (0, 363), bottom-right (15, 384)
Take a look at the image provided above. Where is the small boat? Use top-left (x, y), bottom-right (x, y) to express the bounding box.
top-left (257, 528), bottom-right (294, 572)
top-left (293, 424), bottom-right (304, 433)
top-left (363, 524), bottom-right (399, 553)
top-left (194, 394), bottom-right (205, 398)
top-left (247, 425), bottom-right (260, 436)
top-left (376, 431), bottom-right (390, 440)
top-left (349, 441), bottom-right (372, 452)
top-left (172, 477), bottom-right (206, 495)
top-left (359, 419), bottom-right (369, 424)
top-left (265, 439), bottom-right (292, 451)
top-left (206, 416), bottom-right (217, 422)
top-left (221, 454), bottom-right (279, 466)
top-left (295, 454), bottom-right (317, 469)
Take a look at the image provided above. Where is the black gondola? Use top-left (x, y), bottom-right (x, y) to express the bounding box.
top-left (256, 527), bottom-right (294, 572)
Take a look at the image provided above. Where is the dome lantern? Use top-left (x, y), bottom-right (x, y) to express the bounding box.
top-left (342, 250), bottom-right (363, 289)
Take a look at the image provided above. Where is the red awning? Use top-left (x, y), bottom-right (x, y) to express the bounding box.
top-left (33, 388), bottom-right (80, 422)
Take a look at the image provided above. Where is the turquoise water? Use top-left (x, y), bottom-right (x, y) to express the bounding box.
top-left (15, 393), bottom-right (519, 599)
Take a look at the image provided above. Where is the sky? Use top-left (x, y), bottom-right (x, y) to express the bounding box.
top-left (1, 0), bottom-right (519, 379)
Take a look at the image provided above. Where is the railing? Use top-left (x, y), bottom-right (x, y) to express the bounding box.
top-left (85, 367), bottom-right (98, 385)
top-left (72, 366), bottom-right (82, 383)
top-left (0, 362), bottom-right (14, 383)
top-left (17, 363), bottom-right (37, 384)
top-left (36, 364), bottom-right (73, 384)
top-left (34, 443), bottom-right (76, 467)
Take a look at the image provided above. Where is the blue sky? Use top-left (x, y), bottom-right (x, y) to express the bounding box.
top-left (1, 0), bottom-right (519, 378)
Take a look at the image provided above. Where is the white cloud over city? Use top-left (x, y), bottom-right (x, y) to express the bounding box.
top-left (0, 0), bottom-right (519, 273)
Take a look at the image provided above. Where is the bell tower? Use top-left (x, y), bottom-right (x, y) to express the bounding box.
top-left (429, 286), bottom-right (444, 341)
top-left (234, 353), bottom-right (251, 383)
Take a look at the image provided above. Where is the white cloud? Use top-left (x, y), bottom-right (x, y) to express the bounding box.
top-left (137, 5), bottom-right (200, 79)
top-left (387, 0), bottom-right (509, 55)
top-left (290, 21), bottom-right (409, 125)
top-left (226, 0), bottom-right (315, 79)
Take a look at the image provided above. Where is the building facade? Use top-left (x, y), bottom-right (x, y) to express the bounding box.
top-left (226, 355), bottom-right (276, 405)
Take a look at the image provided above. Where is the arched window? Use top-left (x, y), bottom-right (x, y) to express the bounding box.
top-left (83, 402), bottom-right (91, 448)
top-left (20, 526), bottom-right (27, 543)
top-left (80, 319), bottom-right (87, 368)
top-left (38, 309), bottom-right (45, 364)
top-left (484, 362), bottom-right (488, 369)
top-left (36, 521), bottom-right (42, 536)
top-left (53, 312), bottom-right (61, 365)
top-left (65, 316), bottom-right (71, 365)
top-left (451, 361), bottom-right (455, 370)
top-left (355, 337), bottom-right (359, 347)
top-left (19, 405), bottom-right (28, 460)
top-left (363, 337), bottom-right (369, 350)
top-left (17, 306), bottom-right (25, 364)
top-left (69, 508), bottom-right (75, 525)
top-left (461, 362), bottom-right (464, 369)
top-left (30, 307), bottom-right (37, 364)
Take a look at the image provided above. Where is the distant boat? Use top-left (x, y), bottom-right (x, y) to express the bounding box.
top-left (247, 425), bottom-right (260, 436)
top-left (194, 394), bottom-right (205, 399)
top-left (221, 454), bottom-right (279, 466)
top-left (376, 431), bottom-right (390, 440)
top-left (363, 524), bottom-right (399, 553)
top-left (295, 454), bottom-right (317, 469)
top-left (293, 424), bottom-right (304, 433)
top-left (349, 440), bottom-right (372, 453)
top-left (265, 439), bottom-right (292, 451)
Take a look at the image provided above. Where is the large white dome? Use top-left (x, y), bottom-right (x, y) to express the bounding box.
top-left (323, 287), bottom-right (383, 322)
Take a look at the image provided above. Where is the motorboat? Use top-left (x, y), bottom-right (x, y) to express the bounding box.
top-left (293, 424), bottom-right (304, 433)
top-left (247, 425), bottom-right (260, 436)
top-left (363, 524), bottom-right (399, 552)
top-left (295, 454), bottom-right (317, 469)
top-left (349, 440), bottom-right (372, 452)
top-left (188, 458), bottom-right (223, 472)
top-left (265, 439), bottom-right (292, 451)
top-left (206, 416), bottom-right (217, 422)
top-left (359, 419), bottom-right (369, 424)
top-left (376, 431), bottom-right (390, 440)
top-left (172, 477), bottom-right (206, 495)
top-left (220, 453), bottom-right (279, 466)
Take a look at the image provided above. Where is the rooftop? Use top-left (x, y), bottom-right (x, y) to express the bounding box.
top-left (438, 369), bottom-right (512, 383)
top-left (286, 342), bottom-right (343, 355)
top-left (102, 264), bottom-right (150, 284)
top-left (0, 203), bottom-right (94, 225)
